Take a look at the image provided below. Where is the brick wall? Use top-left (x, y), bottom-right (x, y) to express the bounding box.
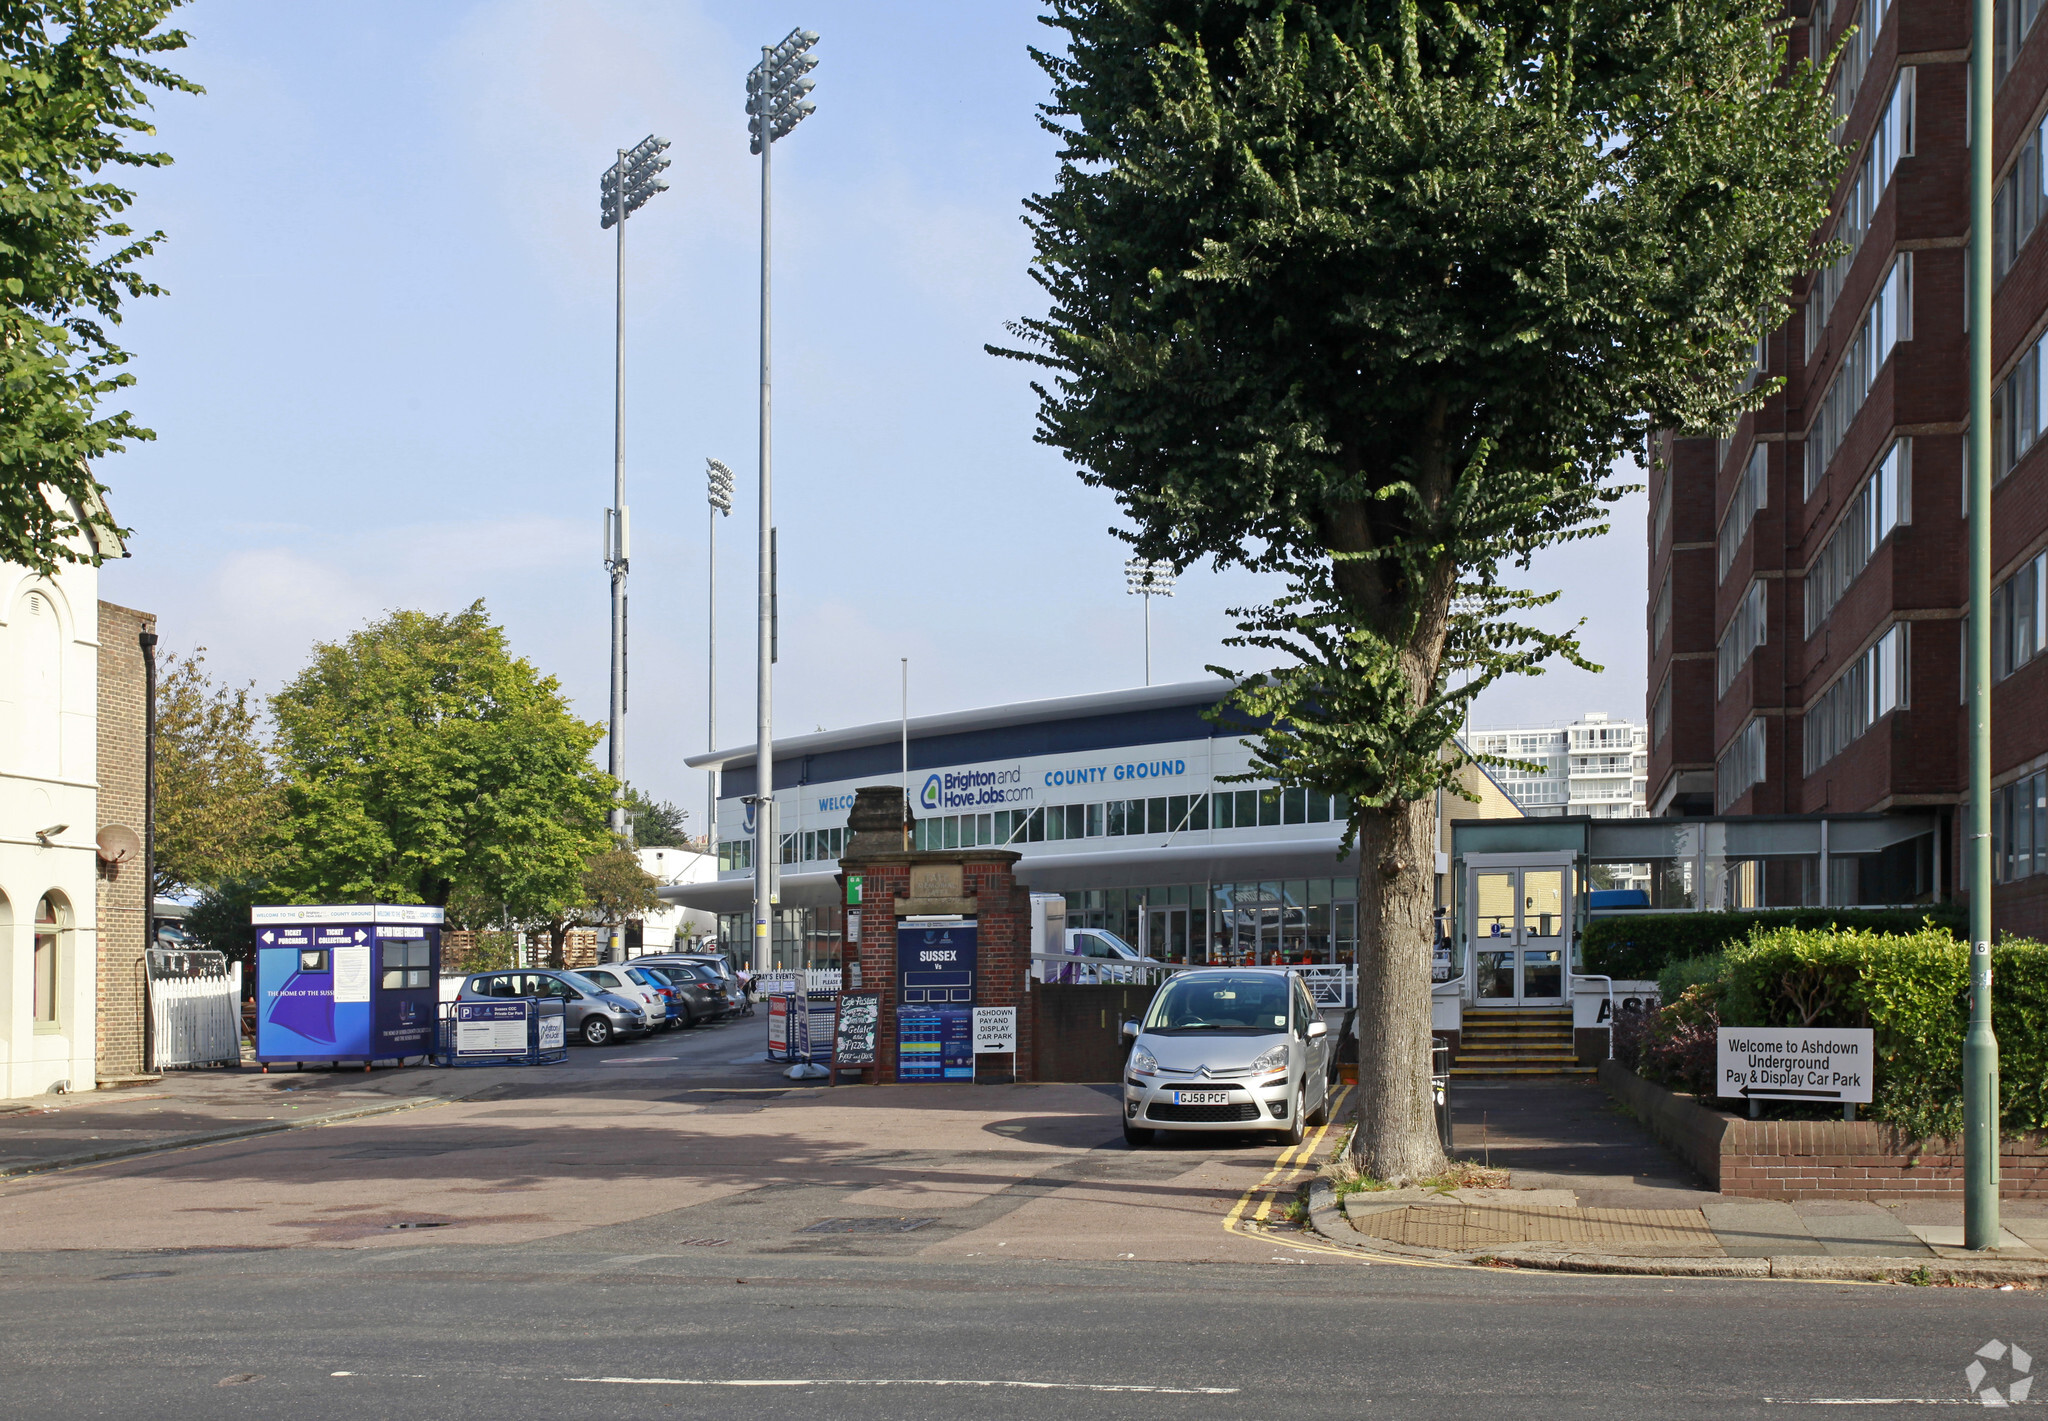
top-left (95, 601), bottom-right (154, 1080)
top-left (1601, 1061), bottom-right (2048, 1201)
top-left (836, 850), bottom-right (1030, 1084)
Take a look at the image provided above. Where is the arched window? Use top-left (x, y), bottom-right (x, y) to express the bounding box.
top-left (34, 894), bottom-right (61, 1026)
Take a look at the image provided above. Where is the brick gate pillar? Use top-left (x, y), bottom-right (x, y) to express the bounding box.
top-left (836, 785), bottom-right (1032, 1084)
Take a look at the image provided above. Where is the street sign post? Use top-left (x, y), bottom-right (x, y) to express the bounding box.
top-left (1716, 1027), bottom-right (1873, 1106)
top-left (972, 1005), bottom-right (1017, 1084)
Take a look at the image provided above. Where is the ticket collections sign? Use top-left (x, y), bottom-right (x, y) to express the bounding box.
top-left (1716, 1027), bottom-right (1874, 1104)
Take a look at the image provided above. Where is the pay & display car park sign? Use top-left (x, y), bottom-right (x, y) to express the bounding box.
top-left (1716, 1027), bottom-right (1873, 1103)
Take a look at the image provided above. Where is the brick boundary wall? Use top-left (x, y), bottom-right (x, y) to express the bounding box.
top-left (835, 848), bottom-right (1030, 1085)
top-left (1599, 1059), bottom-right (2048, 1201)
top-left (95, 601), bottom-right (154, 1082)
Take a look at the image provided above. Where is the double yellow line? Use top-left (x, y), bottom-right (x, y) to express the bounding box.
top-left (1222, 1084), bottom-right (1349, 1234)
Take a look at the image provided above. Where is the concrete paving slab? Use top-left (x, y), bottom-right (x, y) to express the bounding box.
top-left (1701, 1199), bottom-right (1827, 1257)
top-left (1450, 1078), bottom-right (1710, 1209)
top-left (1905, 1223), bottom-right (2039, 1256)
top-left (1792, 1209), bottom-right (1935, 1258)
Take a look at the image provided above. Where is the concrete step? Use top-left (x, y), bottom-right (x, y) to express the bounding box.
top-left (1451, 1064), bottom-right (1598, 1076)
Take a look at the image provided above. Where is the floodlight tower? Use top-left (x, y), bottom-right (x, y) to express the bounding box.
top-left (597, 133), bottom-right (671, 833)
top-left (745, 27), bottom-right (819, 972)
top-left (1126, 557), bottom-right (1177, 686)
top-left (706, 458), bottom-right (735, 857)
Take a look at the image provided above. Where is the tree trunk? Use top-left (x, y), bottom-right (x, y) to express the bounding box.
top-left (1350, 794), bottom-right (1449, 1183)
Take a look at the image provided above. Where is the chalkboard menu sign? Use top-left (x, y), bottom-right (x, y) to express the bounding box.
top-left (832, 991), bottom-right (881, 1069)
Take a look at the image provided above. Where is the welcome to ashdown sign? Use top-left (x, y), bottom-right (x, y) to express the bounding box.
top-left (1716, 1027), bottom-right (1875, 1104)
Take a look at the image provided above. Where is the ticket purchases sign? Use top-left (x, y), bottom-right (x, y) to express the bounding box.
top-left (1716, 1027), bottom-right (1874, 1103)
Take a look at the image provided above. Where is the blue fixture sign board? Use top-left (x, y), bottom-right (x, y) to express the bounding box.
top-left (253, 904), bottom-right (442, 1065)
top-left (897, 920), bottom-right (976, 1081)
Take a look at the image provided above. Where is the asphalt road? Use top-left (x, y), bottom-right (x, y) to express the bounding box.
top-left (1, 1016), bottom-right (2041, 1419)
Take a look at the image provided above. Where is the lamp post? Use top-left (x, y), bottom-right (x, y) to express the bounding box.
top-left (1965, 0), bottom-right (2001, 1252)
top-left (706, 458), bottom-right (735, 863)
top-left (1125, 557), bottom-right (1176, 686)
top-left (746, 28), bottom-right (819, 973)
top-left (598, 133), bottom-right (670, 965)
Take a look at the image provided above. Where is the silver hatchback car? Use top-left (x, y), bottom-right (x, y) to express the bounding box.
top-left (1120, 968), bottom-right (1333, 1148)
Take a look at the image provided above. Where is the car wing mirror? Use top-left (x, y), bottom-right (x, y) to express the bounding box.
top-left (1306, 1019), bottom-right (1328, 1040)
top-left (1120, 1020), bottom-right (1140, 1043)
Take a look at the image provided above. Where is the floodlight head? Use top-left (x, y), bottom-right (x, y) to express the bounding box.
top-left (706, 458), bottom-right (735, 515)
top-left (745, 27), bottom-right (819, 150)
top-left (598, 135), bottom-right (673, 229)
top-left (1124, 556), bottom-right (1176, 596)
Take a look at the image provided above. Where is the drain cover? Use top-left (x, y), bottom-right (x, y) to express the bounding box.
top-left (801, 1217), bottom-right (938, 1235)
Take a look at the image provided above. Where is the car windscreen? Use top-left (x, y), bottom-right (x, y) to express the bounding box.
top-left (1143, 975), bottom-right (1290, 1033)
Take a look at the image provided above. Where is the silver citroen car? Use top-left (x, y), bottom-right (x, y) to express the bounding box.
top-left (1120, 968), bottom-right (1333, 1147)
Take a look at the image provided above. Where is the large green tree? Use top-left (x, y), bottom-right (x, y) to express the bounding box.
top-left (0, 0), bottom-right (197, 576)
top-left (154, 647), bottom-right (280, 897)
top-left (1002, 0), bottom-right (1840, 1177)
top-left (268, 603), bottom-right (615, 913)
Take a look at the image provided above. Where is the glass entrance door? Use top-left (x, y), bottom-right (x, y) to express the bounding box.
top-left (1467, 864), bottom-right (1571, 1004)
top-left (1143, 906), bottom-right (1188, 963)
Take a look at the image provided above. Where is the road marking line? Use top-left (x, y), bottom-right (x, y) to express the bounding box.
top-left (568, 1377), bottom-right (1240, 1394)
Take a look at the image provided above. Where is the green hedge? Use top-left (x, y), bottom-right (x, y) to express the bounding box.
top-left (1716, 925), bottom-right (2048, 1138)
top-left (1580, 905), bottom-right (1964, 980)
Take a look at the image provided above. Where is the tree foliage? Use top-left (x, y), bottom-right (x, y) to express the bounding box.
top-left (267, 603), bottom-right (615, 912)
top-left (0, 0), bottom-right (198, 576)
top-left (1000, 0), bottom-right (1843, 1177)
top-left (622, 784), bottom-right (689, 847)
top-left (153, 647), bottom-right (280, 897)
top-left (1001, 0), bottom-right (1839, 816)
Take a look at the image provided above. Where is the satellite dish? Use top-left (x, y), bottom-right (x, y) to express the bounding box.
top-left (96, 824), bottom-right (141, 864)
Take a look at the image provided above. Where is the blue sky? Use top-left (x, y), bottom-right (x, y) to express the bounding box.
top-left (98, 0), bottom-right (1646, 827)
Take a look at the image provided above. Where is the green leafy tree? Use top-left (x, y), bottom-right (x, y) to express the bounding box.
top-left (0, 1), bottom-right (199, 576)
top-left (534, 847), bottom-right (664, 967)
top-left (622, 784), bottom-right (689, 847)
top-left (267, 602), bottom-right (615, 913)
top-left (183, 874), bottom-right (269, 987)
top-left (153, 647), bottom-right (281, 897)
top-left (1001, 0), bottom-right (1840, 1178)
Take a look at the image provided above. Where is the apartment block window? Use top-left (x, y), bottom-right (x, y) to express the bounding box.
top-left (1805, 439), bottom-right (1911, 637)
top-left (1992, 334), bottom-right (2048, 481)
top-left (1716, 718), bottom-right (1768, 813)
top-left (1652, 674), bottom-right (1672, 748)
top-left (1808, 254), bottom-right (1913, 498)
top-left (1995, 118), bottom-right (2046, 281)
top-left (33, 895), bottom-right (60, 1027)
top-left (1992, 768), bottom-right (2048, 883)
top-left (1824, 0), bottom-right (1881, 124)
top-left (1804, 622), bottom-right (1911, 772)
top-left (1992, 550), bottom-right (2048, 679)
top-left (1653, 473), bottom-right (1671, 554)
top-left (1807, 69), bottom-right (1915, 360)
top-left (1653, 573), bottom-right (1672, 652)
top-left (1717, 444), bottom-right (1768, 585)
top-left (1996, 0), bottom-right (2047, 84)
top-left (1717, 579), bottom-right (1768, 698)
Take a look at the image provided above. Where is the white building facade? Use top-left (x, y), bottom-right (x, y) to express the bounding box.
top-left (0, 498), bottom-right (122, 1097)
top-left (1464, 713), bottom-right (1650, 821)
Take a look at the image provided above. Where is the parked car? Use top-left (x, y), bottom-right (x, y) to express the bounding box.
top-left (1034, 927), bottom-right (1163, 985)
top-left (1119, 968), bottom-right (1333, 1149)
top-left (630, 963), bottom-right (726, 1028)
top-left (455, 969), bottom-right (650, 1047)
top-left (632, 953), bottom-right (744, 1018)
top-left (576, 964), bottom-right (675, 1030)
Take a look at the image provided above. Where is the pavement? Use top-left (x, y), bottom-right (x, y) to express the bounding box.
top-left (7, 1023), bottom-right (2048, 1416)
top-left (1306, 1077), bottom-right (2048, 1281)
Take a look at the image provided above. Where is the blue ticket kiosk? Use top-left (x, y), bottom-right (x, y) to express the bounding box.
top-left (253, 903), bottom-right (442, 1068)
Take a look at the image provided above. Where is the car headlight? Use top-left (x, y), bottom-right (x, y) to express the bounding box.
top-left (1129, 1045), bottom-right (1158, 1075)
top-left (1250, 1045), bottom-right (1290, 1075)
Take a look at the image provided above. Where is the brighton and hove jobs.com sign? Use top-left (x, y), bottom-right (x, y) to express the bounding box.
top-left (1716, 1027), bottom-right (1874, 1104)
